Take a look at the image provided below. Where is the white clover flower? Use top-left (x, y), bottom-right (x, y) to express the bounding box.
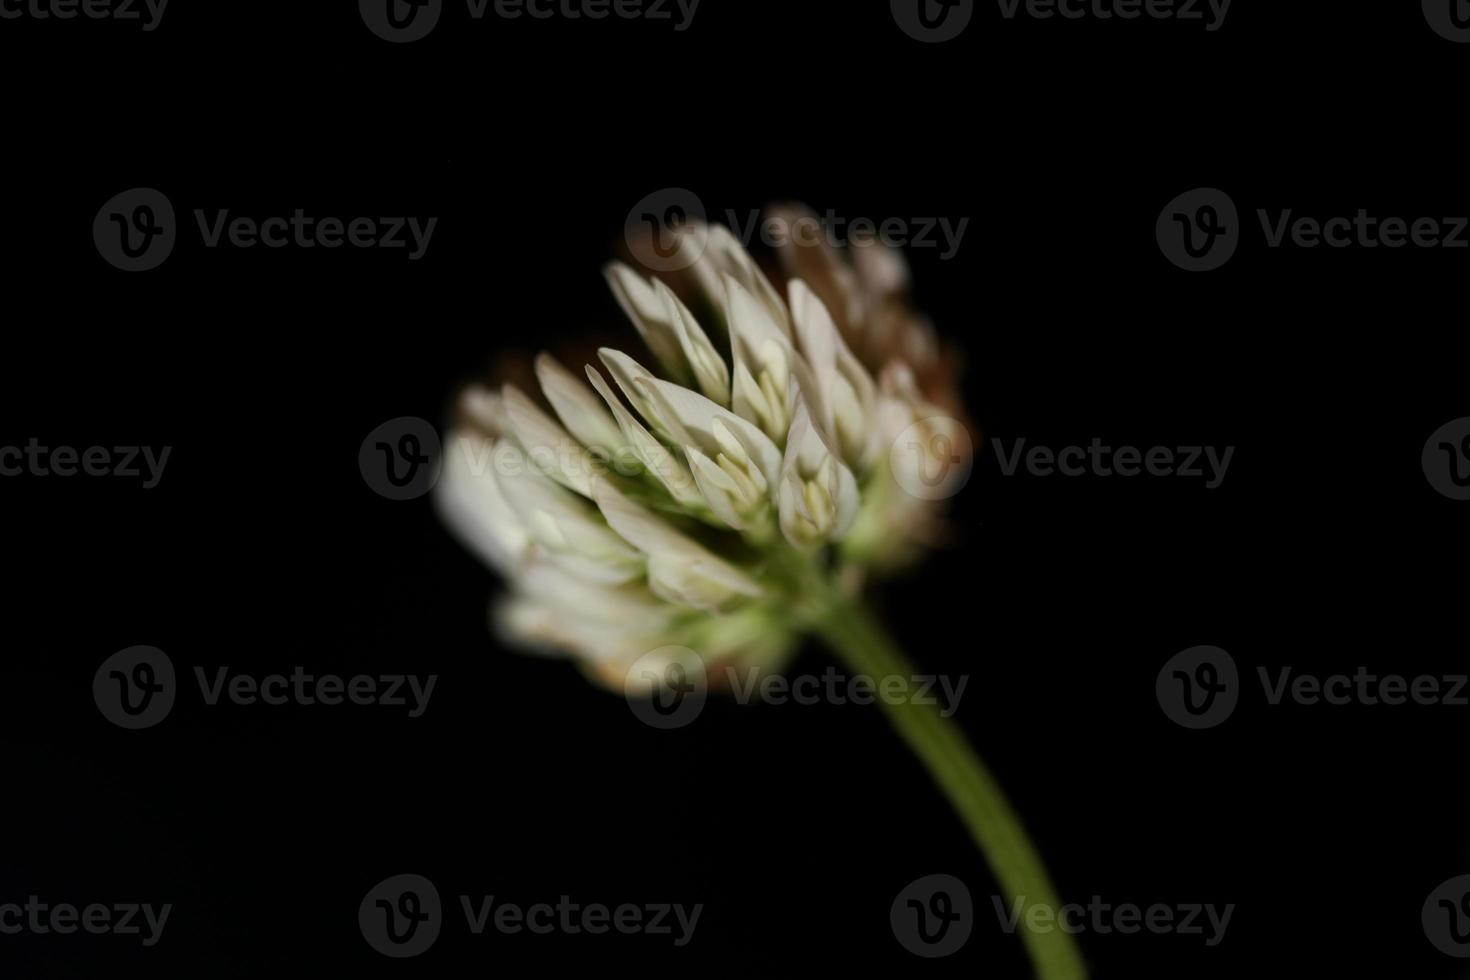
top-left (436, 209), bottom-right (966, 688)
top-left (435, 204), bottom-right (1083, 980)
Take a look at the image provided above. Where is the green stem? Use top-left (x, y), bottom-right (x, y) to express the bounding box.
top-left (810, 591), bottom-right (1086, 980)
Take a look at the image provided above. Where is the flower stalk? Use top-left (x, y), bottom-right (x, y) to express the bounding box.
top-left (807, 583), bottom-right (1087, 980)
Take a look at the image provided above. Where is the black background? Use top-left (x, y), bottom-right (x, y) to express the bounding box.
top-left (2, 1), bottom-right (1467, 976)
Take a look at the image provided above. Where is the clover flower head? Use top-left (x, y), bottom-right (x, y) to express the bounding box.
top-left (436, 204), bottom-right (970, 690)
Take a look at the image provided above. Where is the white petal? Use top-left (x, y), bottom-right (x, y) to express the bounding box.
top-left (583, 365), bottom-right (704, 509)
top-left (725, 274), bottom-right (791, 374)
top-left (691, 223), bottom-right (791, 338)
top-left (789, 279), bottom-right (878, 468)
top-left (646, 553), bottom-right (759, 611)
top-left (724, 275), bottom-right (818, 444)
top-left (592, 479), bottom-right (762, 610)
top-left (645, 378), bottom-right (782, 490)
top-left (518, 559), bottom-right (673, 627)
top-left (730, 359), bottom-right (786, 444)
top-left (597, 347), bottom-right (694, 446)
top-left (493, 442), bottom-right (644, 583)
top-left (434, 429), bottom-right (529, 575)
top-left (687, 447), bottom-right (751, 530)
top-left (778, 398), bottom-right (861, 548)
top-left (604, 262), bottom-right (688, 382)
top-left (458, 385), bottom-right (510, 437)
top-left (654, 279), bottom-right (730, 404)
top-left (534, 353), bottom-right (626, 456)
top-left (496, 595), bottom-right (664, 665)
top-left (500, 384), bottom-right (594, 497)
